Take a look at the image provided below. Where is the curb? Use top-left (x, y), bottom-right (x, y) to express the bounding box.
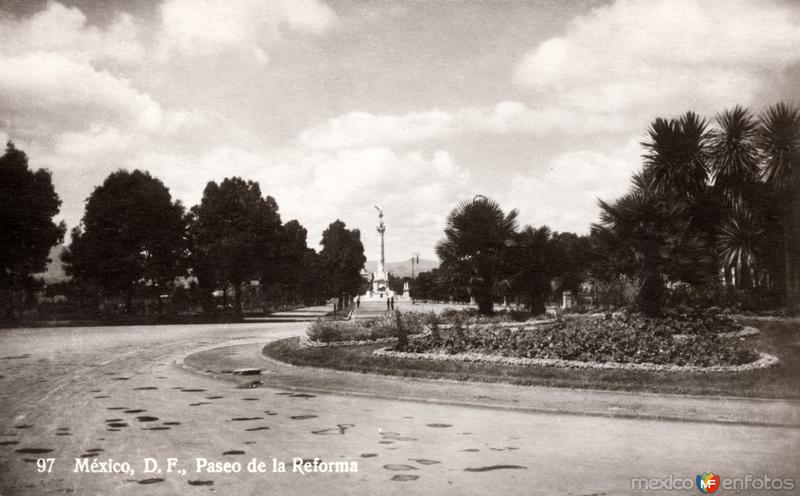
top-left (175, 339), bottom-right (800, 429)
top-left (372, 348), bottom-right (780, 374)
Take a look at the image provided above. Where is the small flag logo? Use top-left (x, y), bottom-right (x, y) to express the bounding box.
top-left (696, 472), bottom-right (720, 493)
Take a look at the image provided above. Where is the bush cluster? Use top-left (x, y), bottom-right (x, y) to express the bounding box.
top-left (440, 308), bottom-right (540, 324)
top-left (398, 312), bottom-right (758, 367)
top-left (306, 311), bottom-right (432, 343)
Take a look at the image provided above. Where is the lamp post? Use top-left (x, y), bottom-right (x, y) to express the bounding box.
top-left (410, 252), bottom-right (419, 303)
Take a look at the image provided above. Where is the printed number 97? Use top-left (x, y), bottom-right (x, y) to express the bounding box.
top-left (36, 458), bottom-right (54, 473)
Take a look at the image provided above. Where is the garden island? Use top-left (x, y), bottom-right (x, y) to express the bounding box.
top-left (265, 105), bottom-right (799, 398)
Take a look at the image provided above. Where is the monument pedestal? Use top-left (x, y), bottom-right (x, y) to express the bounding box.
top-left (358, 206), bottom-right (396, 302)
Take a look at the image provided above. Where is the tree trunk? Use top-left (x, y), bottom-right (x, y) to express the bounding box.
top-left (784, 219), bottom-right (798, 311)
top-left (156, 286), bottom-right (163, 315)
top-left (125, 289), bottom-right (134, 315)
top-left (473, 284), bottom-right (494, 315)
top-left (637, 273), bottom-right (664, 317)
top-left (234, 283), bottom-right (242, 316)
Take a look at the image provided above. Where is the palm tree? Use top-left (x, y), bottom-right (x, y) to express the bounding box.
top-left (593, 171), bottom-right (711, 316)
top-left (642, 111), bottom-right (710, 200)
top-left (709, 105), bottom-right (760, 210)
top-left (512, 225), bottom-right (553, 314)
top-left (717, 210), bottom-right (763, 288)
top-left (758, 102), bottom-right (800, 307)
top-left (436, 196), bottom-right (518, 314)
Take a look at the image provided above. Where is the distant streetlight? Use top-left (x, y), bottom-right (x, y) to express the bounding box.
top-left (410, 252), bottom-right (420, 304)
top-left (411, 252), bottom-right (420, 279)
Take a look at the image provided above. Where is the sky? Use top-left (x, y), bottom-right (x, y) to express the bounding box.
top-left (1, 0), bottom-right (799, 263)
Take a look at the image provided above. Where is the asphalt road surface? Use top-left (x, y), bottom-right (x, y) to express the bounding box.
top-left (1, 310), bottom-right (798, 495)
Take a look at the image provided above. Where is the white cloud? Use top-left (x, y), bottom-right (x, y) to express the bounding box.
top-left (129, 145), bottom-right (469, 260)
top-left (297, 101), bottom-right (628, 150)
top-left (0, 1), bottom-right (144, 64)
top-left (0, 2), bottom-right (202, 141)
top-left (55, 125), bottom-right (135, 157)
top-left (503, 139), bottom-right (642, 234)
top-left (277, 147), bottom-right (470, 259)
top-left (0, 52), bottom-right (164, 133)
top-left (514, 0), bottom-right (800, 116)
top-left (297, 109), bottom-right (453, 149)
top-left (158, 0), bottom-right (336, 62)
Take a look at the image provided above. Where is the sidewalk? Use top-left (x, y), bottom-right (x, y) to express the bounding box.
top-left (242, 305), bottom-right (331, 323)
top-left (180, 340), bottom-right (800, 428)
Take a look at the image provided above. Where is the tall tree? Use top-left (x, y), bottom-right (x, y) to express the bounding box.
top-left (190, 177), bottom-right (282, 315)
top-left (708, 106), bottom-right (763, 288)
top-left (0, 142), bottom-right (65, 318)
top-left (63, 169), bottom-right (187, 313)
top-left (642, 111), bottom-right (718, 283)
top-left (593, 172), bottom-right (711, 316)
top-left (716, 209), bottom-right (763, 288)
top-left (296, 248), bottom-right (329, 305)
top-left (709, 105), bottom-right (761, 210)
top-left (758, 102), bottom-right (800, 307)
top-left (411, 270), bottom-right (435, 302)
top-left (318, 220), bottom-right (366, 300)
top-left (436, 196), bottom-right (518, 314)
top-left (271, 219), bottom-right (309, 306)
top-left (643, 112), bottom-right (710, 200)
top-left (549, 231), bottom-right (592, 294)
top-left (512, 225), bottom-right (553, 314)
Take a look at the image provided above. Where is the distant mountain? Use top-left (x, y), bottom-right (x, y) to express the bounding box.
top-left (364, 258), bottom-right (438, 278)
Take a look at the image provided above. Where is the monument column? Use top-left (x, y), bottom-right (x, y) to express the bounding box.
top-left (375, 206), bottom-right (386, 274)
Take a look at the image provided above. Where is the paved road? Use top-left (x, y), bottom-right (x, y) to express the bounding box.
top-left (1, 309), bottom-right (798, 495)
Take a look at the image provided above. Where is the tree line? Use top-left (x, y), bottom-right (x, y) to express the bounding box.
top-left (0, 148), bottom-right (367, 319)
top-left (2, 101), bottom-right (797, 319)
top-left (429, 103), bottom-right (800, 316)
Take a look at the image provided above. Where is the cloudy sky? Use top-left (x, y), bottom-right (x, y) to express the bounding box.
top-left (2, 0), bottom-right (799, 262)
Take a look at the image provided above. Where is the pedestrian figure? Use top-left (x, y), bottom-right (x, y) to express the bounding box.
top-left (386, 298), bottom-right (390, 311)
top-left (356, 296), bottom-right (360, 308)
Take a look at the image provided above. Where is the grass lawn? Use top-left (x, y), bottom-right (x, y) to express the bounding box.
top-left (264, 318), bottom-right (800, 399)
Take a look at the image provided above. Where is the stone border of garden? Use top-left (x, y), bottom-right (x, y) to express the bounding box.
top-left (302, 323), bottom-right (762, 350)
top-left (717, 326), bottom-right (761, 339)
top-left (672, 325), bottom-right (761, 341)
top-left (298, 333), bottom-right (397, 349)
top-left (371, 346), bottom-right (780, 373)
top-left (437, 319), bottom-right (556, 330)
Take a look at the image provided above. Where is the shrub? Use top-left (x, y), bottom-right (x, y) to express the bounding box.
top-left (306, 311), bottom-right (431, 343)
top-left (397, 313), bottom-right (758, 367)
top-left (395, 312), bottom-right (409, 348)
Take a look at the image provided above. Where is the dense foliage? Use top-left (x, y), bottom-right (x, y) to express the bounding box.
top-left (306, 311), bottom-right (431, 343)
top-left (436, 196), bottom-right (519, 314)
top-left (398, 313), bottom-right (757, 367)
top-left (7, 101), bottom-right (799, 321)
top-left (319, 220), bottom-right (367, 301)
top-left (64, 169), bottom-right (186, 314)
top-left (0, 142), bottom-right (65, 318)
top-left (432, 103), bottom-right (799, 315)
top-left (189, 177), bottom-right (283, 314)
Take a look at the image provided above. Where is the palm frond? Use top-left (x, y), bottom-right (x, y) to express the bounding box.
top-left (758, 102), bottom-right (800, 190)
top-left (709, 105), bottom-right (760, 209)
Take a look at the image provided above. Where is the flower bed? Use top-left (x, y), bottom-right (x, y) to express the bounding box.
top-left (396, 313), bottom-right (760, 367)
top-left (440, 307), bottom-right (541, 324)
top-left (373, 347), bottom-right (778, 373)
